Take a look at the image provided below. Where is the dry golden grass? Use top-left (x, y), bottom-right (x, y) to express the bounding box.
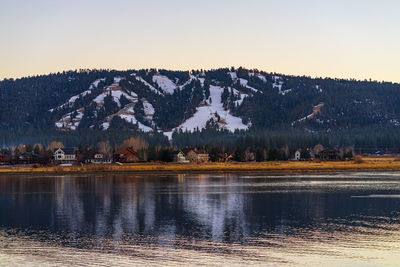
top-left (1, 158), bottom-right (400, 174)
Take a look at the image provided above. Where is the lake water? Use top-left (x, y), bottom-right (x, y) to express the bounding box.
top-left (0, 172), bottom-right (399, 266)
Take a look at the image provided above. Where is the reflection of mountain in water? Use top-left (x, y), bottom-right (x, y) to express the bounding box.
top-left (1, 173), bottom-right (400, 244)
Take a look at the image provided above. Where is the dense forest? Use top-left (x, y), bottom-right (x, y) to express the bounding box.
top-left (1, 67), bottom-right (400, 152)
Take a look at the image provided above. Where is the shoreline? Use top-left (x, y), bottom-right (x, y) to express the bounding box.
top-left (1, 159), bottom-right (400, 175)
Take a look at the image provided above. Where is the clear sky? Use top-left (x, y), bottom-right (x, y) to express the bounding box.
top-left (1, 0), bottom-right (399, 82)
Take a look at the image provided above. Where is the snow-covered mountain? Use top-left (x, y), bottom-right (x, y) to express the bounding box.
top-left (49, 70), bottom-right (257, 139)
top-left (2, 67), bottom-right (400, 141)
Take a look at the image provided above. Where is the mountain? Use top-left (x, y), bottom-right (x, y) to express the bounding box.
top-left (1, 67), bottom-right (400, 146)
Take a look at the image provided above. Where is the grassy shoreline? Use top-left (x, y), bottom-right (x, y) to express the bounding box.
top-left (1, 158), bottom-right (400, 175)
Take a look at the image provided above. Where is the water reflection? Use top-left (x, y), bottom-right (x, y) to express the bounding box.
top-left (0, 173), bottom-right (400, 266)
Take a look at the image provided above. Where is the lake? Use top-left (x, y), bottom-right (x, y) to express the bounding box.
top-left (0, 172), bottom-right (399, 266)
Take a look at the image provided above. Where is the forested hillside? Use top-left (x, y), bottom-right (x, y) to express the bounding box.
top-left (1, 67), bottom-right (400, 150)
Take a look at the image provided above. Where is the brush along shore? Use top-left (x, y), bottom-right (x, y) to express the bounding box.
top-left (0, 158), bottom-right (399, 174)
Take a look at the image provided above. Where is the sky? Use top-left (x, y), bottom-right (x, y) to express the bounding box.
top-left (1, 0), bottom-right (399, 82)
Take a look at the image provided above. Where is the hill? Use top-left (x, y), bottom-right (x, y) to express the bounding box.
top-left (1, 67), bottom-right (400, 149)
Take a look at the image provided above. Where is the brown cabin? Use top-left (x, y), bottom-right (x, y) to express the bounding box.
top-left (186, 150), bottom-right (209, 163)
top-left (116, 148), bottom-right (142, 163)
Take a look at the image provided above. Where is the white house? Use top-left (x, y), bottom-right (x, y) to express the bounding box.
top-left (294, 150), bottom-right (301, 161)
top-left (53, 148), bottom-right (77, 164)
top-left (86, 153), bottom-right (111, 164)
top-left (173, 151), bottom-right (189, 163)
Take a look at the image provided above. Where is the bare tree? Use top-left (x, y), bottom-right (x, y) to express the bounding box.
top-left (313, 144), bottom-right (324, 155)
top-left (98, 141), bottom-right (113, 160)
top-left (17, 144), bottom-right (26, 154)
top-left (48, 141), bottom-right (64, 151)
top-left (119, 137), bottom-right (149, 151)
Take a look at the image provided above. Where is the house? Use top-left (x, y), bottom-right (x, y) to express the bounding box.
top-left (294, 150), bottom-right (301, 161)
top-left (173, 151), bottom-right (189, 163)
top-left (86, 153), bottom-right (111, 164)
top-left (0, 151), bottom-right (12, 165)
top-left (186, 150), bottom-right (209, 163)
top-left (316, 148), bottom-right (341, 161)
top-left (18, 152), bottom-right (40, 164)
top-left (53, 148), bottom-right (77, 164)
top-left (116, 148), bottom-right (142, 163)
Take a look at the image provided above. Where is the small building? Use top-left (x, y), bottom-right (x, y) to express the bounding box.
top-left (116, 148), bottom-right (142, 163)
top-left (86, 153), bottom-right (111, 164)
top-left (0, 151), bottom-right (12, 165)
top-left (18, 152), bottom-right (40, 164)
top-left (186, 150), bottom-right (209, 163)
top-left (53, 148), bottom-right (77, 164)
top-left (294, 150), bottom-right (301, 161)
top-left (173, 151), bottom-right (189, 163)
top-left (316, 148), bottom-right (341, 161)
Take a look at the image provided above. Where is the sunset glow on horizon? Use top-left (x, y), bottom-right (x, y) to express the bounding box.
top-left (1, 0), bottom-right (399, 82)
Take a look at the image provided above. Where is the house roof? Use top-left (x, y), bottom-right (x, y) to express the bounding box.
top-left (172, 150), bottom-right (185, 155)
top-left (53, 147), bottom-right (76, 154)
top-left (187, 149), bottom-right (208, 155)
top-left (117, 147), bottom-right (139, 157)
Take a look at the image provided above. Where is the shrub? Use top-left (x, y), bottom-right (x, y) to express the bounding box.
top-left (354, 156), bottom-right (364, 164)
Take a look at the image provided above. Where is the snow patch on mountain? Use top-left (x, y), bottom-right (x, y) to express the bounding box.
top-left (257, 75), bottom-right (267, 83)
top-left (133, 76), bottom-right (163, 95)
top-left (198, 77), bottom-right (205, 87)
top-left (102, 104), bottom-right (153, 132)
top-left (238, 78), bottom-right (260, 93)
top-left (292, 103), bottom-right (325, 126)
top-left (179, 76), bottom-right (195, 89)
top-left (280, 89), bottom-right (292, 95)
top-left (89, 78), bottom-right (106, 89)
top-left (118, 105), bottom-right (153, 132)
top-left (228, 72), bottom-right (237, 80)
top-left (93, 84), bottom-right (137, 107)
top-left (152, 74), bottom-right (177, 94)
top-left (273, 76), bottom-right (284, 94)
top-left (143, 101), bottom-right (155, 122)
top-left (55, 108), bottom-right (84, 131)
top-left (164, 85), bottom-right (249, 139)
top-left (315, 85), bottom-right (323, 93)
top-left (50, 78), bottom-right (105, 112)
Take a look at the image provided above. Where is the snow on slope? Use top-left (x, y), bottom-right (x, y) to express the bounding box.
top-left (89, 78), bottom-right (106, 89)
top-left (93, 84), bottom-right (137, 107)
top-left (233, 91), bottom-right (248, 106)
top-left (257, 75), bottom-right (267, 83)
top-left (133, 76), bottom-right (163, 95)
top-left (143, 101), bottom-right (155, 122)
top-left (152, 74), bottom-right (177, 94)
top-left (238, 78), bottom-right (260, 93)
top-left (292, 102), bottom-right (325, 125)
top-left (228, 72), bottom-right (238, 80)
top-left (102, 104), bottom-right (153, 132)
top-left (228, 71), bottom-right (260, 93)
top-left (50, 78), bottom-right (105, 111)
top-left (273, 76), bottom-right (284, 94)
top-left (55, 108), bottom-right (84, 131)
top-left (179, 76), bottom-right (195, 89)
top-left (164, 85), bottom-right (249, 139)
top-left (54, 77), bottom-right (154, 132)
